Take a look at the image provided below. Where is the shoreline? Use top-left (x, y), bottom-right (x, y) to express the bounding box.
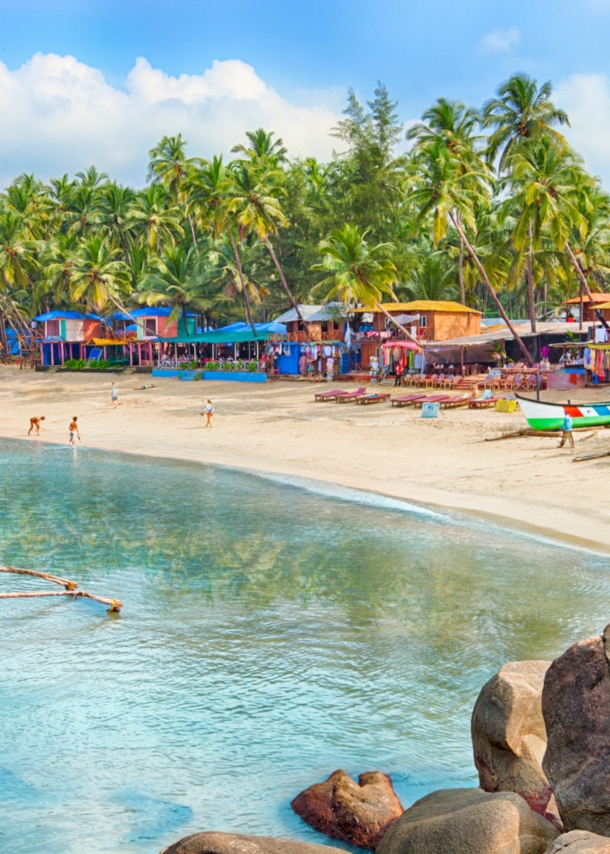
top-left (2, 369), bottom-right (610, 554)
top-left (1, 426), bottom-right (609, 555)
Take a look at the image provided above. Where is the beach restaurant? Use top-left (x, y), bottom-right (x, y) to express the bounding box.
top-left (35, 311), bottom-right (102, 366)
top-left (270, 305), bottom-right (347, 376)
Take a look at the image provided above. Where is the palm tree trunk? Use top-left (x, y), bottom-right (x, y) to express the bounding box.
top-left (458, 235), bottom-right (466, 305)
top-left (188, 214), bottom-right (199, 259)
top-left (565, 241), bottom-right (610, 331)
top-left (262, 235), bottom-right (309, 333)
top-left (450, 212), bottom-right (533, 365)
top-left (376, 304), bottom-right (422, 350)
top-left (527, 223), bottom-right (536, 333)
top-left (227, 228), bottom-right (257, 335)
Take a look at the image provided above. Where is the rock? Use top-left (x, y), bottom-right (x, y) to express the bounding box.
top-left (375, 787), bottom-right (559, 854)
top-left (545, 830), bottom-right (610, 853)
top-left (291, 769), bottom-right (404, 849)
top-left (159, 831), bottom-right (348, 854)
top-left (542, 625), bottom-right (610, 834)
top-left (472, 660), bottom-right (557, 822)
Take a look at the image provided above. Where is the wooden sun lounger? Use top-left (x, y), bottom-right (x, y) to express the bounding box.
top-left (411, 395), bottom-right (450, 408)
top-left (468, 397), bottom-right (500, 409)
top-left (315, 386), bottom-right (365, 402)
top-left (336, 388), bottom-right (369, 403)
top-left (391, 394), bottom-right (426, 407)
top-left (355, 393), bottom-right (391, 405)
top-left (440, 395), bottom-right (474, 409)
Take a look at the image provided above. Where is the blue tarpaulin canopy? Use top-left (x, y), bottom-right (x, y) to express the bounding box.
top-left (161, 321), bottom-right (286, 344)
top-left (34, 311), bottom-right (101, 321)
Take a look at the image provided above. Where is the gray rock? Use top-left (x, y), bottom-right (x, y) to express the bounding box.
top-left (375, 787), bottom-right (559, 854)
top-left (542, 626), bottom-right (610, 834)
top-left (472, 660), bottom-right (555, 821)
top-left (160, 832), bottom-right (348, 854)
top-left (545, 830), bottom-right (610, 853)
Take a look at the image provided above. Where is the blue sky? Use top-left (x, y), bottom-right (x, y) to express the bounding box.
top-left (1, 0), bottom-right (610, 186)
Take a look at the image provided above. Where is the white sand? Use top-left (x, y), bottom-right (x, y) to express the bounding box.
top-left (1, 367), bottom-right (610, 551)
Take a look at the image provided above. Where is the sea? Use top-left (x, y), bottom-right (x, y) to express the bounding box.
top-left (0, 437), bottom-right (608, 854)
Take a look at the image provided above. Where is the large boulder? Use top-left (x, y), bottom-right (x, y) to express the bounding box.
top-left (546, 831), bottom-right (610, 853)
top-left (375, 787), bottom-right (559, 854)
top-left (542, 625), bottom-right (610, 834)
top-left (472, 660), bottom-right (556, 821)
top-left (291, 769), bottom-right (404, 849)
top-left (159, 832), bottom-right (347, 854)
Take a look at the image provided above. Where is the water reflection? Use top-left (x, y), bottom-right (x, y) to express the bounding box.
top-left (0, 440), bottom-right (609, 854)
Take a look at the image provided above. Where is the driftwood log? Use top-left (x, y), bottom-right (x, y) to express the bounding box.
top-left (0, 566), bottom-right (123, 612)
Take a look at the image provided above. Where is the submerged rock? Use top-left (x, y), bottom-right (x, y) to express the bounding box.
top-left (159, 831), bottom-right (347, 854)
top-left (542, 625), bottom-right (610, 834)
top-left (472, 660), bottom-right (559, 825)
top-left (375, 787), bottom-right (559, 854)
top-left (291, 769), bottom-right (404, 849)
top-left (546, 831), bottom-right (610, 853)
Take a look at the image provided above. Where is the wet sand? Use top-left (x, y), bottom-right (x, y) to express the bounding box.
top-left (1, 367), bottom-right (610, 551)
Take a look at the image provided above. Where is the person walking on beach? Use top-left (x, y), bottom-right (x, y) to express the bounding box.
top-left (28, 416), bottom-right (45, 436)
top-left (558, 411), bottom-right (574, 449)
top-left (111, 382), bottom-right (119, 408)
top-left (69, 416), bottom-right (80, 447)
top-left (201, 399), bottom-right (214, 428)
top-left (394, 362), bottom-right (404, 387)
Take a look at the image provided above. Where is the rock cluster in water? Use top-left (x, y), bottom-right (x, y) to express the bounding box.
top-left (161, 624), bottom-right (610, 854)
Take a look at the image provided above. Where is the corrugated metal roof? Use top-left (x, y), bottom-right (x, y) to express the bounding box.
top-left (273, 305), bottom-right (324, 323)
top-left (428, 321), bottom-right (596, 347)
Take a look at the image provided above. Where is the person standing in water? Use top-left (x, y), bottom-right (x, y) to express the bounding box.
top-left (111, 382), bottom-right (119, 408)
top-left (201, 399), bottom-right (214, 428)
top-left (28, 416), bottom-right (45, 436)
top-left (69, 416), bottom-right (80, 447)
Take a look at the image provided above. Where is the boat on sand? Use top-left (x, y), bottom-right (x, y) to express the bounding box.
top-left (517, 394), bottom-right (610, 430)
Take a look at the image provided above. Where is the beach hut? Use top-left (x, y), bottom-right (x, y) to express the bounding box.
top-left (271, 305), bottom-right (347, 375)
top-left (35, 311), bottom-right (102, 366)
top-left (564, 293), bottom-right (610, 324)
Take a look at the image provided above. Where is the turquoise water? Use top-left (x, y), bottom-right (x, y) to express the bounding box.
top-left (0, 438), bottom-right (609, 854)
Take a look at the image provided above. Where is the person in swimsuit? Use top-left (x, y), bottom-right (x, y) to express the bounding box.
top-left (28, 416), bottom-right (45, 435)
top-left (69, 416), bottom-right (80, 447)
top-left (201, 400), bottom-right (214, 428)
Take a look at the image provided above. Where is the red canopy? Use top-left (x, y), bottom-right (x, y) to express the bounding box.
top-left (380, 341), bottom-right (420, 350)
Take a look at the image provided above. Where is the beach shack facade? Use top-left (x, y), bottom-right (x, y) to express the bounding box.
top-left (271, 305), bottom-right (347, 376)
top-left (35, 311), bottom-right (102, 365)
top-left (565, 293), bottom-right (610, 324)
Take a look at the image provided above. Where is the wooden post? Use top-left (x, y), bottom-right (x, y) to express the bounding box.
top-left (460, 345), bottom-right (465, 376)
top-left (50, 344), bottom-right (55, 366)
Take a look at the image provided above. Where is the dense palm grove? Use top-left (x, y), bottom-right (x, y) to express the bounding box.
top-left (0, 72), bottom-right (607, 352)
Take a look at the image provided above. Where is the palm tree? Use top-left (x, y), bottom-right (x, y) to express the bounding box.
top-left (405, 254), bottom-right (457, 301)
top-left (229, 161), bottom-right (306, 327)
top-left (139, 245), bottom-right (211, 329)
top-left (100, 183), bottom-right (135, 263)
top-left (407, 138), bottom-right (533, 362)
top-left (147, 134), bottom-right (190, 199)
top-left (483, 73), bottom-right (570, 173)
top-left (128, 185), bottom-right (183, 254)
top-left (311, 222), bottom-right (420, 347)
top-left (232, 129), bottom-right (288, 165)
top-left (70, 236), bottom-right (131, 313)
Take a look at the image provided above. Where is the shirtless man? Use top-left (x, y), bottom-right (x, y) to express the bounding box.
top-left (28, 416), bottom-right (45, 436)
top-left (69, 416), bottom-right (80, 447)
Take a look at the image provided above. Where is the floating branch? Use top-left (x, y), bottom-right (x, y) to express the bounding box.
top-left (0, 566), bottom-right (123, 612)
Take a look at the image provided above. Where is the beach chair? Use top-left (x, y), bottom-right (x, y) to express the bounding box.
top-left (391, 394), bottom-right (426, 407)
top-left (433, 373), bottom-right (446, 388)
top-left (314, 388), bottom-right (355, 402)
top-left (442, 375), bottom-right (460, 390)
top-left (440, 395), bottom-right (473, 409)
top-left (412, 394), bottom-right (450, 408)
top-left (468, 397), bottom-right (500, 409)
top-left (355, 392), bottom-right (391, 405)
top-left (335, 388), bottom-right (368, 403)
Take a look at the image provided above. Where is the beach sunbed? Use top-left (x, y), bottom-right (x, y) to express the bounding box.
top-left (468, 397), bottom-right (500, 409)
top-left (412, 394), bottom-right (450, 408)
top-left (391, 394), bottom-right (426, 407)
top-left (440, 395), bottom-right (473, 409)
top-left (314, 388), bottom-right (353, 402)
top-left (335, 388), bottom-right (368, 403)
top-left (355, 393), bottom-right (391, 405)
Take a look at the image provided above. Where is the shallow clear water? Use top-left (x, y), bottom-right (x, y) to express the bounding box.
top-left (0, 438), bottom-right (609, 854)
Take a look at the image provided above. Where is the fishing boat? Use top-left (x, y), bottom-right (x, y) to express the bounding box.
top-left (516, 394), bottom-right (610, 430)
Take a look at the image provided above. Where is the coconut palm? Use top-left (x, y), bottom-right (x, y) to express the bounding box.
top-left (232, 129), bottom-right (288, 165)
top-left (483, 73), bottom-right (570, 173)
top-left (405, 254), bottom-right (457, 302)
top-left (139, 245), bottom-right (212, 328)
top-left (407, 138), bottom-right (533, 361)
top-left (128, 185), bottom-right (184, 254)
top-left (69, 236), bottom-right (131, 313)
top-left (99, 183), bottom-right (136, 263)
top-left (311, 222), bottom-right (420, 346)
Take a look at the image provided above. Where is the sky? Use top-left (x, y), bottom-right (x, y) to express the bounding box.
top-left (1, 0), bottom-right (610, 188)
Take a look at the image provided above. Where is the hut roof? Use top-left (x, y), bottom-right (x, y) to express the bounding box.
top-left (350, 301), bottom-right (481, 314)
top-left (565, 293), bottom-right (610, 305)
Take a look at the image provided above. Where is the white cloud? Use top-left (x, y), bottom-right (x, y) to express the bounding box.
top-left (0, 53), bottom-right (343, 189)
top-left (480, 27), bottom-right (520, 54)
top-left (555, 72), bottom-right (610, 183)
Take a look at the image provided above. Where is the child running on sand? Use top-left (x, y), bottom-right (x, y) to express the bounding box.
top-left (28, 416), bottom-right (45, 435)
top-left (69, 416), bottom-right (80, 447)
top-left (201, 399), bottom-right (214, 428)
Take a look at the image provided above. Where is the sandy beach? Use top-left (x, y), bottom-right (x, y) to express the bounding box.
top-left (1, 366), bottom-right (610, 551)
